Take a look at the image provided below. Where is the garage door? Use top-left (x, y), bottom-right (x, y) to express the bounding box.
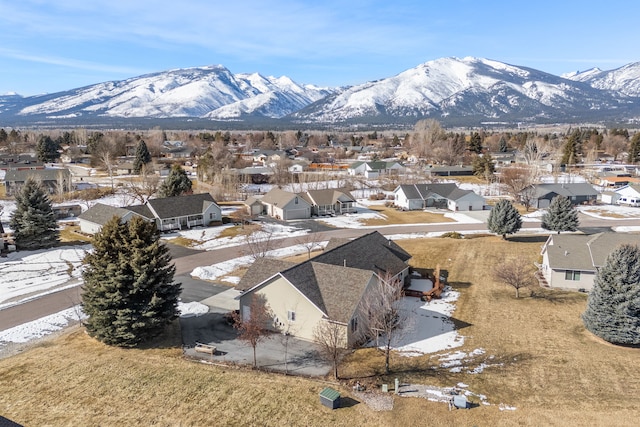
top-left (285, 208), bottom-right (309, 220)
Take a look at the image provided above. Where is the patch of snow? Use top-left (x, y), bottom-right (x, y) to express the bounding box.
top-left (178, 301), bottom-right (209, 317)
top-left (0, 306), bottom-right (86, 345)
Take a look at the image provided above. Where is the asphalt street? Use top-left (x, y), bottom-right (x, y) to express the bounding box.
top-left (1, 213), bottom-right (638, 332)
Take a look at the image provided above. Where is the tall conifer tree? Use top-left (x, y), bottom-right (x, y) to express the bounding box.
top-left (133, 140), bottom-right (152, 174)
top-left (158, 164), bottom-right (192, 198)
top-left (82, 216), bottom-right (181, 347)
top-left (487, 199), bottom-right (522, 239)
top-left (541, 195), bottom-right (579, 234)
top-left (9, 178), bottom-right (59, 250)
top-left (582, 244), bottom-right (640, 345)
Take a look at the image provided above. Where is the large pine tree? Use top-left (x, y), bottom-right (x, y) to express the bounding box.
top-left (541, 195), bottom-right (579, 234)
top-left (9, 178), bottom-right (59, 250)
top-left (133, 140), bottom-right (152, 174)
top-left (81, 216), bottom-right (181, 347)
top-left (36, 135), bottom-right (60, 162)
top-left (487, 199), bottom-right (522, 239)
top-left (158, 164), bottom-right (192, 198)
top-left (582, 244), bottom-right (640, 345)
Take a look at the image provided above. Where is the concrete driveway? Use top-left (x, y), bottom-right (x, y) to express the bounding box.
top-left (180, 289), bottom-right (331, 377)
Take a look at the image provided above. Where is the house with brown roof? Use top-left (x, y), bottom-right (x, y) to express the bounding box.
top-left (4, 168), bottom-right (72, 196)
top-left (300, 188), bottom-right (357, 216)
top-left (259, 188), bottom-right (312, 220)
top-left (236, 231), bottom-right (412, 347)
top-left (539, 232), bottom-right (640, 291)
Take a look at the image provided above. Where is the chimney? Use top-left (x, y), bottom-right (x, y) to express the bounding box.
top-left (388, 239), bottom-right (392, 246)
top-left (343, 259), bottom-right (347, 267)
top-left (564, 250), bottom-right (569, 256)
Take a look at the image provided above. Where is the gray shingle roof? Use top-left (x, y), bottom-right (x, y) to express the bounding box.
top-left (397, 183), bottom-right (477, 202)
top-left (545, 232), bottom-right (640, 271)
top-left (304, 188), bottom-right (356, 206)
top-left (78, 203), bottom-right (133, 226)
top-left (530, 183), bottom-right (598, 199)
top-left (260, 187), bottom-right (298, 207)
top-left (145, 193), bottom-right (217, 219)
top-left (4, 168), bottom-right (71, 182)
top-left (235, 258), bottom-right (297, 292)
top-left (313, 231), bottom-right (411, 276)
top-left (281, 262), bottom-right (373, 323)
top-left (240, 231), bottom-right (412, 323)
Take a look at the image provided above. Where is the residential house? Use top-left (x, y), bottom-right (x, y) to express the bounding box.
top-left (236, 231), bottom-right (412, 347)
top-left (4, 168), bottom-right (72, 196)
top-left (348, 161), bottom-right (404, 178)
top-left (394, 183), bottom-right (486, 211)
top-left (0, 155), bottom-right (45, 172)
top-left (78, 193), bottom-right (221, 234)
top-left (426, 165), bottom-right (474, 177)
top-left (522, 183), bottom-right (598, 209)
top-left (78, 203), bottom-right (143, 234)
top-left (259, 188), bottom-right (312, 220)
top-left (614, 184), bottom-right (640, 207)
top-left (300, 188), bottom-right (357, 216)
top-left (52, 204), bottom-right (82, 219)
top-left (539, 232), bottom-right (640, 291)
top-left (161, 141), bottom-right (192, 159)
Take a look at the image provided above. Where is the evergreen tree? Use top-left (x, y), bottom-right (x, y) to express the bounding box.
top-left (582, 244), bottom-right (640, 345)
top-left (499, 135), bottom-right (508, 152)
top-left (9, 178), bottom-right (59, 250)
top-left (629, 133), bottom-right (640, 164)
top-left (468, 132), bottom-right (483, 154)
top-left (541, 195), bottom-right (579, 234)
top-left (472, 153), bottom-right (495, 180)
top-left (487, 199), bottom-right (522, 239)
top-left (133, 140), bottom-right (152, 174)
top-left (561, 132), bottom-right (580, 165)
top-left (36, 135), bottom-right (60, 162)
top-left (158, 164), bottom-right (193, 198)
top-left (81, 216), bottom-right (181, 347)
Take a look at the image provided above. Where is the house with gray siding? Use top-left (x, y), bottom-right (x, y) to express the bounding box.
top-left (539, 232), bottom-right (640, 291)
top-left (393, 183), bottom-right (485, 211)
top-left (523, 183), bottom-right (598, 209)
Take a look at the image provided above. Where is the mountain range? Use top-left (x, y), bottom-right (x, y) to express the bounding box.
top-left (2, 57), bottom-right (640, 128)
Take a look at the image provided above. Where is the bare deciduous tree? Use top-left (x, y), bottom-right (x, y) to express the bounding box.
top-left (126, 164), bottom-right (159, 204)
top-left (244, 226), bottom-right (280, 260)
top-left (356, 273), bottom-right (414, 374)
top-left (233, 294), bottom-right (273, 368)
top-left (296, 232), bottom-right (325, 260)
top-left (313, 320), bottom-right (349, 379)
top-left (500, 165), bottom-right (537, 210)
top-left (493, 258), bottom-right (536, 298)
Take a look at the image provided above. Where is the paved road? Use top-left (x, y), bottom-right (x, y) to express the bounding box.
top-left (1, 213), bottom-right (638, 332)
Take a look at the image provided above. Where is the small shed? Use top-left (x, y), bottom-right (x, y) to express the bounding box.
top-left (319, 387), bottom-right (341, 409)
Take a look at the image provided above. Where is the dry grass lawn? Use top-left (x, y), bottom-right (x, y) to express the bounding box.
top-left (362, 205), bottom-right (455, 226)
top-left (1, 235), bottom-right (640, 426)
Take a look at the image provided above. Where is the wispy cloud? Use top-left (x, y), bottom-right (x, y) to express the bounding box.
top-left (0, 48), bottom-right (145, 75)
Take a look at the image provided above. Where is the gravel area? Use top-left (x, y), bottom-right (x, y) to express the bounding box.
top-left (352, 391), bottom-right (394, 411)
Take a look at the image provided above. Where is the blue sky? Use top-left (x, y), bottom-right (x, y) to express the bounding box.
top-left (1, 0), bottom-right (638, 96)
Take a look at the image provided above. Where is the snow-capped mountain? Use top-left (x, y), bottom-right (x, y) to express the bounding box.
top-left (9, 65), bottom-right (333, 120)
top-left (563, 62), bottom-right (640, 97)
top-left (2, 57), bottom-right (640, 127)
top-left (291, 57), bottom-right (631, 123)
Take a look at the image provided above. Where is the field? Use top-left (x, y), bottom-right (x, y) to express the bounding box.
top-left (361, 204), bottom-right (455, 226)
top-left (1, 236), bottom-right (639, 426)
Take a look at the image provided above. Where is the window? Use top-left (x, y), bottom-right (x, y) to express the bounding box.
top-left (565, 270), bottom-right (581, 281)
top-left (294, 197), bottom-right (298, 205)
top-left (350, 317), bottom-right (358, 332)
top-left (287, 310), bottom-right (296, 322)
top-left (209, 213), bottom-right (216, 220)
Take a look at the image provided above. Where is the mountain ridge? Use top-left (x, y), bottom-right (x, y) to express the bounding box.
top-left (2, 57), bottom-right (640, 127)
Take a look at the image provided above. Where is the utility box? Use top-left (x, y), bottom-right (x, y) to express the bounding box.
top-left (453, 395), bottom-right (468, 409)
top-left (319, 387), bottom-right (341, 410)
